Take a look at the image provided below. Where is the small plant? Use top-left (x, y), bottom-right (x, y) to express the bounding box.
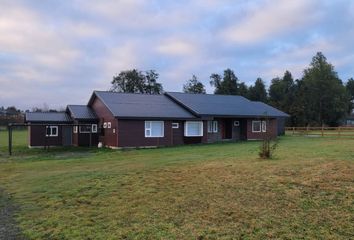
top-left (259, 138), bottom-right (278, 159)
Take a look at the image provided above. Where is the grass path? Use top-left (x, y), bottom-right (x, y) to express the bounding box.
top-left (0, 133), bottom-right (353, 239)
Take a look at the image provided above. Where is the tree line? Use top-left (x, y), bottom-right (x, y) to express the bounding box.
top-left (110, 52), bottom-right (353, 127)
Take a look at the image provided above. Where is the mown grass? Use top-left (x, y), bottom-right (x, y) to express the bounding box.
top-left (0, 131), bottom-right (353, 239)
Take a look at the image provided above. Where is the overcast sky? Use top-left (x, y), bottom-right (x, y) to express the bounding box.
top-left (1, 0), bottom-right (354, 110)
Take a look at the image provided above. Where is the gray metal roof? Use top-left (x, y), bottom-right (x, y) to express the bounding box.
top-left (166, 92), bottom-right (289, 117)
top-left (25, 112), bottom-right (72, 122)
top-left (92, 91), bottom-right (197, 119)
top-left (67, 105), bottom-right (97, 120)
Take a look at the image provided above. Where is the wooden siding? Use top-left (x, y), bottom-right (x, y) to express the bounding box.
top-left (29, 125), bottom-right (64, 147)
top-left (246, 118), bottom-right (277, 140)
top-left (90, 97), bottom-right (118, 147)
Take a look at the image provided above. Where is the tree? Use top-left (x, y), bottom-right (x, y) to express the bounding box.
top-left (183, 75), bottom-right (206, 94)
top-left (297, 52), bottom-right (348, 126)
top-left (238, 82), bottom-right (249, 97)
top-left (144, 70), bottom-right (163, 94)
top-left (110, 69), bottom-right (163, 94)
top-left (248, 78), bottom-right (267, 102)
top-left (346, 78), bottom-right (354, 114)
top-left (210, 68), bottom-right (238, 95)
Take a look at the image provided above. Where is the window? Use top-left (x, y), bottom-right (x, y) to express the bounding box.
top-left (46, 126), bottom-right (58, 137)
top-left (103, 122), bottom-right (107, 128)
top-left (145, 121), bottom-right (164, 137)
top-left (80, 125), bottom-right (91, 133)
top-left (107, 122), bottom-right (111, 128)
top-left (262, 121), bottom-right (266, 132)
top-left (234, 121), bottom-right (240, 126)
top-left (252, 121), bottom-right (261, 133)
top-left (92, 124), bottom-right (97, 133)
top-left (207, 121), bottom-right (218, 133)
top-left (73, 126), bottom-right (78, 133)
top-left (184, 121), bottom-right (203, 137)
top-left (172, 123), bottom-right (179, 129)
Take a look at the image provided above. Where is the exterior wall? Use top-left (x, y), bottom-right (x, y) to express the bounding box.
top-left (72, 120), bottom-right (99, 147)
top-left (29, 125), bottom-right (64, 147)
top-left (117, 120), bottom-right (174, 147)
top-left (277, 117), bottom-right (286, 136)
top-left (90, 97), bottom-right (118, 147)
top-left (246, 118), bottom-right (278, 140)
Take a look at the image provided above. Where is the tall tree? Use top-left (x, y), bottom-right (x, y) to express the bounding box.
top-left (183, 75), bottom-right (206, 94)
top-left (110, 69), bottom-right (163, 94)
top-left (238, 82), bottom-right (249, 97)
top-left (269, 71), bottom-right (295, 111)
top-left (210, 68), bottom-right (238, 95)
top-left (297, 52), bottom-right (348, 126)
top-left (346, 78), bottom-right (354, 114)
top-left (248, 78), bottom-right (267, 102)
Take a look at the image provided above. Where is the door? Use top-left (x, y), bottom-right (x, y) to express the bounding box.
top-left (62, 126), bottom-right (72, 146)
top-left (223, 119), bottom-right (232, 139)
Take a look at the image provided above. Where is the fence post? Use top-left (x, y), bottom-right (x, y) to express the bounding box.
top-left (292, 127), bottom-right (295, 135)
top-left (321, 125), bottom-right (324, 137)
top-left (8, 124), bottom-right (12, 156)
top-left (338, 126), bottom-right (341, 138)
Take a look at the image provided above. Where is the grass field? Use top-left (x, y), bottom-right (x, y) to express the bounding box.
top-left (0, 130), bottom-right (353, 239)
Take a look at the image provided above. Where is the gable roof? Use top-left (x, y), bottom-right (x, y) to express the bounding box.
top-left (88, 91), bottom-right (197, 119)
top-left (25, 112), bottom-right (72, 122)
top-left (166, 92), bottom-right (289, 118)
top-left (67, 105), bottom-right (97, 120)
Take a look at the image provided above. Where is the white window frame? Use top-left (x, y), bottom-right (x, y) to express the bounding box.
top-left (207, 121), bottom-right (213, 133)
top-left (103, 122), bottom-right (107, 128)
top-left (145, 121), bottom-right (164, 138)
top-left (252, 121), bottom-right (262, 133)
top-left (184, 121), bottom-right (203, 137)
top-left (172, 122), bottom-right (179, 129)
top-left (92, 124), bottom-right (97, 133)
top-left (107, 122), bottom-right (111, 128)
top-left (234, 121), bottom-right (240, 127)
top-left (73, 126), bottom-right (78, 133)
top-left (213, 121), bottom-right (218, 133)
top-left (262, 120), bottom-right (267, 132)
top-left (46, 126), bottom-right (58, 137)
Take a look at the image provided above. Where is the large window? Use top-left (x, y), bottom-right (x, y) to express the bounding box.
top-left (252, 120), bottom-right (266, 133)
top-left (185, 121), bottom-right (203, 137)
top-left (80, 125), bottom-right (91, 133)
top-left (207, 121), bottom-right (218, 133)
top-left (46, 126), bottom-right (58, 137)
top-left (145, 121), bottom-right (164, 137)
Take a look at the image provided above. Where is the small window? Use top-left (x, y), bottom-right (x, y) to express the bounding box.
top-left (107, 122), bottom-right (111, 128)
top-left (252, 121), bottom-right (261, 133)
top-left (80, 125), bottom-right (91, 133)
top-left (92, 124), bottom-right (97, 133)
top-left (172, 123), bottom-right (179, 129)
top-left (145, 121), bottom-right (164, 137)
top-left (207, 121), bottom-right (218, 133)
top-left (103, 122), bottom-right (107, 128)
top-left (184, 121), bottom-right (203, 137)
top-left (234, 121), bottom-right (240, 126)
top-left (213, 121), bottom-right (218, 133)
top-left (262, 121), bottom-right (266, 132)
top-left (46, 126), bottom-right (58, 137)
top-left (73, 126), bottom-right (78, 133)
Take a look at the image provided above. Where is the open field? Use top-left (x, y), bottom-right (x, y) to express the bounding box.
top-left (0, 130), bottom-right (353, 239)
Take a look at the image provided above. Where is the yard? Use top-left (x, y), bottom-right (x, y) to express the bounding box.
top-left (0, 130), bottom-right (353, 239)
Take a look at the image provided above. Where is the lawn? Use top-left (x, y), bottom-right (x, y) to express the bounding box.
top-left (0, 130), bottom-right (353, 239)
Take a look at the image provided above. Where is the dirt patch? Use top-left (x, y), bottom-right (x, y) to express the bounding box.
top-left (0, 189), bottom-right (27, 240)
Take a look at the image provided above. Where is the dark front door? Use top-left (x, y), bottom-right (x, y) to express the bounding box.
top-left (62, 126), bottom-right (72, 146)
top-left (223, 119), bottom-right (232, 139)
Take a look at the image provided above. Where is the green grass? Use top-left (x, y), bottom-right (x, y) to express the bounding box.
top-left (0, 131), bottom-right (353, 239)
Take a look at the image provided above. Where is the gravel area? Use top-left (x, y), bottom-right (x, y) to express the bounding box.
top-left (0, 189), bottom-right (27, 240)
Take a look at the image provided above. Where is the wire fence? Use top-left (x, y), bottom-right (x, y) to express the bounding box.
top-left (285, 126), bottom-right (354, 138)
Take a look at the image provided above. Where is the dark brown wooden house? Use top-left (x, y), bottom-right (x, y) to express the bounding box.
top-left (25, 91), bottom-right (288, 148)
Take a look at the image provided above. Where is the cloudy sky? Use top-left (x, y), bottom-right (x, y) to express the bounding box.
top-left (1, 0), bottom-right (354, 110)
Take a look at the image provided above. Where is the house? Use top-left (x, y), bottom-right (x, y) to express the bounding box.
top-left (25, 91), bottom-right (289, 148)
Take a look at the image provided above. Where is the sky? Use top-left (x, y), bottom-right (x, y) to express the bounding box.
top-left (1, 0), bottom-right (354, 110)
